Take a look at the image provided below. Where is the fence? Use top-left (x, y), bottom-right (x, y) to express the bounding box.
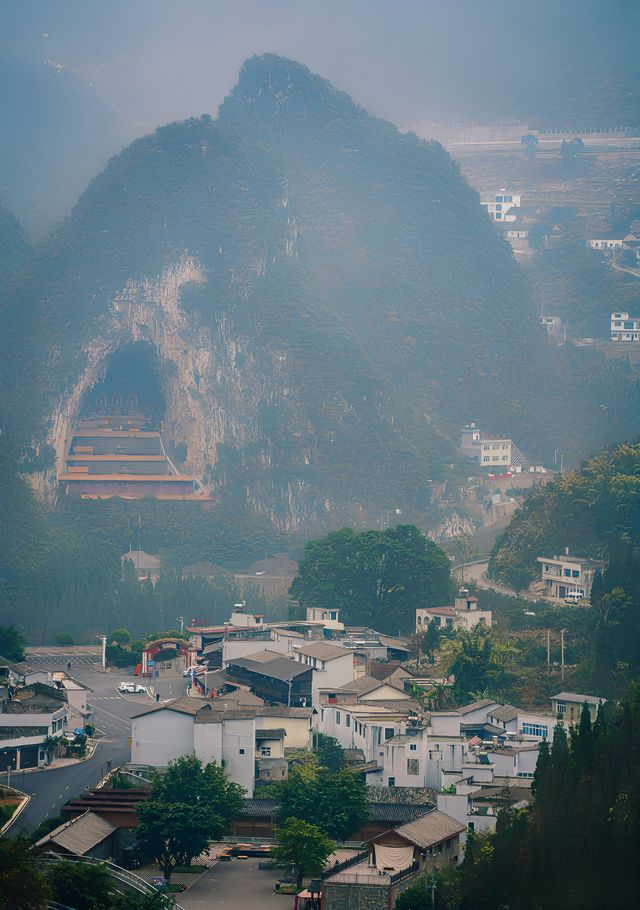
top-left (41, 854), bottom-right (185, 910)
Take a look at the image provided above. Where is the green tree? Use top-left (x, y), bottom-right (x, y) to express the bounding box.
top-left (54, 632), bottom-right (75, 646)
top-left (47, 860), bottom-right (116, 910)
top-left (110, 628), bottom-right (132, 646)
top-left (446, 628), bottom-right (513, 703)
top-left (277, 764), bottom-right (368, 840)
top-left (0, 625), bottom-right (26, 662)
top-left (520, 133), bottom-right (539, 160)
top-left (290, 526), bottom-right (451, 633)
top-left (272, 817), bottom-right (333, 889)
top-left (395, 880), bottom-right (432, 910)
top-left (315, 732), bottom-right (347, 772)
top-left (0, 837), bottom-right (51, 910)
top-left (137, 755), bottom-right (244, 880)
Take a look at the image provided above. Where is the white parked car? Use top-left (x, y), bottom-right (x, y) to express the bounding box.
top-left (118, 682), bottom-right (146, 694)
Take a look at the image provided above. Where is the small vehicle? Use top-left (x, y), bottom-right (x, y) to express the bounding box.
top-left (564, 591), bottom-right (586, 605)
top-left (118, 682), bottom-right (146, 694)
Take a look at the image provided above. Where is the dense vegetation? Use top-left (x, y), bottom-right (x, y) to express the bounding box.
top-left (0, 460), bottom-right (287, 639)
top-left (440, 698), bottom-right (640, 910)
top-left (290, 525), bottom-right (452, 633)
top-left (489, 440), bottom-right (640, 696)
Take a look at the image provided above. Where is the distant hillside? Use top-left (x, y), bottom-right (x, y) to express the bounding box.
top-left (2, 55), bottom-right (640, 535)
top-left (0, 204), bottom-right (31, 293)
top-left (489, 440), bottom-right (640, 596)
top-left (0, 58), bottom-right (131, 236)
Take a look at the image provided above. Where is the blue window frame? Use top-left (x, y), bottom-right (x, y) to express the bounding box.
top-left (522, 723), bottom-right (548, 738)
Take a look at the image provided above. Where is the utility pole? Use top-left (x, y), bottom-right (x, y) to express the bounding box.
top-left (97, 635), bottom-right (107, 668)
top-left (561, 628), bottom-right (566, 682)
top-left (546, 628), bottom-right (551, 674)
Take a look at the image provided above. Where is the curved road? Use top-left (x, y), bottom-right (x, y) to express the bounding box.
top-left (4, 661), bottom-right (186, 835)
top-left (455, 560), bottom-right (540, 602)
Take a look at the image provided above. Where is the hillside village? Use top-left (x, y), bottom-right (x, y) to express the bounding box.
top-left (1, 579), bottom-right (612, 909)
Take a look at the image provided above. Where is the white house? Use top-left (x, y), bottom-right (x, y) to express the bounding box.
top-left (131, 698), bottom-right (312, 795)
top-left (305, 606), bottom-right (344, 631)
top-left (0, 683), bottom-right (68, 770)
top-left (460, 424), bottom-right (529, 472)
top-left (486, 705), bottom-right (555, 742)
top-left (53, 675), bottom-right (93, 731)
top-left (480, 190), bottom-right (522, 222)
top-left (537, 550), bottom-right (603, 601)
top-left (416, 590), bottom-right (492, 633)
top-left (588, 235), bottom-right (626, 253)
top-left (551, 691), bottom-right (604, 725)
top-left (221, 628), bottom-right (302, 667)
top-left (611, 311), bottom-right (640, 342)
top-left (291, 641), bottom-right (355, 707)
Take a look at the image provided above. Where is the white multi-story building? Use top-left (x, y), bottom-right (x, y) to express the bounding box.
top-left (611, 311), bottom-right (640, 342)
top-left (416, 590), bottom-right (492, 633)
top-left (537, 550), bottom-right (603, 601)
top-left (460, 424), bottom-right (529, 472)
top-left (292, 641), bottom-right (355, 707)
top-left (130, 698), bottom-right (312, 795)
top-left (480, 190), bottom-right (522, 222)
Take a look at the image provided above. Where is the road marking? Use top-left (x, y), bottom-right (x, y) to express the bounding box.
top-left (90, 704), bottom-right (133, 727)
top-left (65, 786), bottom-right (70, 790)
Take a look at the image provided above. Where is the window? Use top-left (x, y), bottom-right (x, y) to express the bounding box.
top-left (495, 213), bottom-right (502, 219)
top-left (239, 748), bottom-right (245, 755)
top-left (521, 723), bottom-right (549, 738)
top-left (468, 822), bottom-right (475, 832)
top-left (346, 714), bottom-right (351, 728)
top-left (564, 568), bottom-right (571, 577)
top-left (384, 728), bottom-right (395, 741)
top-left (336, 711), bottom-right (341, 724)
top-left (261, 747), bottom-right (271, 757)
top-left (388, 777), bottom-right (396, 787)
top-left (556, 701), bottom-right (566, 715)
top-left (572, 570), bottom-right (580, 578)
top-left (407, 759), bottom-right (420, 775)
top-left (505, 195), bottom-right (513, 203)
top-left (496, 196), bottom-right (504, 203)
top-left (409, 743), bottom-right (417, 751)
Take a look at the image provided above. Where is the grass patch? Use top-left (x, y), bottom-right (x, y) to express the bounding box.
top-left (172, 865), bottom-right (206, 874)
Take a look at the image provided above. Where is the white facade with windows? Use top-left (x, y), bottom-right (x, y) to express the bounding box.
top-left (537, 552), bottom-right (602, 601)
top-left (611, 311), bottom-right (640, 342)
top-left (480, 191), bottom-right (521, 222)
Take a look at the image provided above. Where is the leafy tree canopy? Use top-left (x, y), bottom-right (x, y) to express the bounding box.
top-left (290, 525), bottom-right (452, 633)
top-left (137, 755), bottom-right (244, 880)
top-left (272, 817), bottom-right (334, 889)
top-left (277, 763), bottom-right (368, 841)
top-left (0, 837), bottom-right (50, 910)
top-left (0, 624), bottom-right (26, 662)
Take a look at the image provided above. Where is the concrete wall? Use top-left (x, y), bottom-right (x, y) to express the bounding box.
top-left (131, 709), bottom-right (194, 766)
top-left (255, 714), bottom-right (311, 750)
top-left (323, 881), bottom-right (389, 910)
top-left (221, 717), bottom-right (257, 797)
top-left (311, 654), bottom-right (355, 706)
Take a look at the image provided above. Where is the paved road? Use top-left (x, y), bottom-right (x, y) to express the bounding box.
top-left (179, 857), bottom-right (286, 910)
top-left (3, 661), bottom-right (168, 835)
top-left (456, 560), bottom-right (539, 602)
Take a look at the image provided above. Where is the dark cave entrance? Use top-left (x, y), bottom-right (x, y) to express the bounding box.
top-left (81, 342), bottom-right (165, 425)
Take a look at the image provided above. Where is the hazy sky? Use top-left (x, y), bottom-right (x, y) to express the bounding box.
top-left (3, 0), bottom-right (637, 136)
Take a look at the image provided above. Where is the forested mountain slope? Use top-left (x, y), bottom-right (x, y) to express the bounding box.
top-left (1, 54), bottom-right (640, 635)
top-left (489, 439), bottom-right (640, 596)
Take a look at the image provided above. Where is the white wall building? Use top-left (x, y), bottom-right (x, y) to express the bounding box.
top-left (416, 591), bottom-right (492, 633)
top-left (611, 311), bottom-right (640, 342)
top-left (537, 551), bottom-right (602, 601)
top-left (305, 607), bottom-right (344, 631)
top-left (292, 642), bottom-right (355, 707)
top-left (130, 698), bottom-right (312, 795)
top-left (480, 190), bottom-right (522, 222)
